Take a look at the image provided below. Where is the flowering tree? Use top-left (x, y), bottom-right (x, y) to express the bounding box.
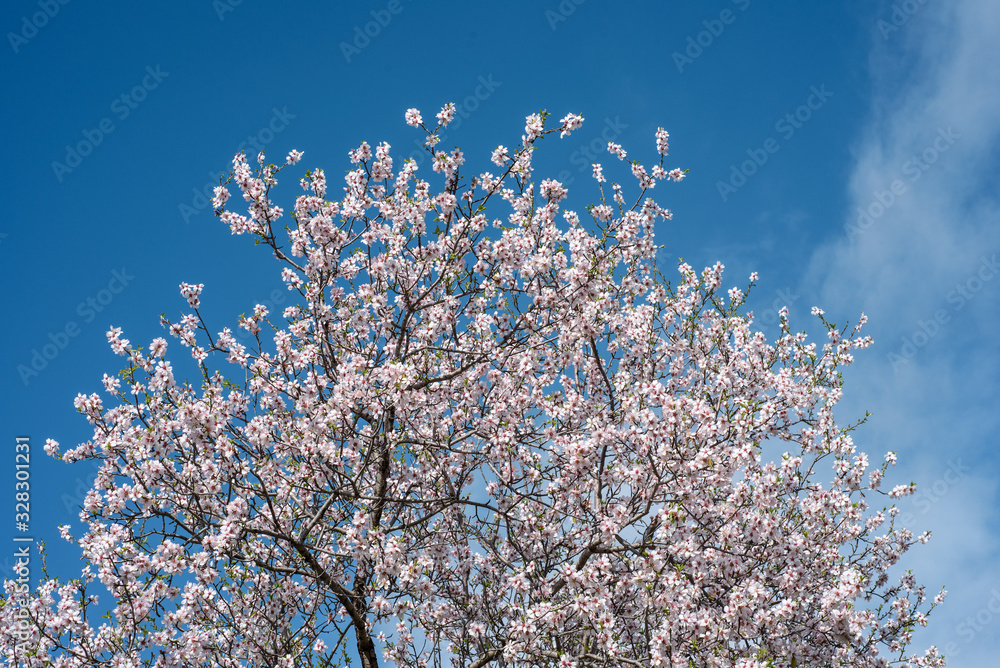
top-left (2, 106), bottom-right (945, 668)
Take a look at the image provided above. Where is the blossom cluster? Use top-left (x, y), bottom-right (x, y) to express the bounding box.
top-left (0, 106), bottom-right (944, 668)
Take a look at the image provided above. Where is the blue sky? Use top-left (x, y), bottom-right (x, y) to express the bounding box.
top-left (1, 0), bottom-right (998, 665)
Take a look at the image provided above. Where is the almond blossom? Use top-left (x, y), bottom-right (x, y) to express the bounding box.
top-left (0, 106), bottom-right (944, 668)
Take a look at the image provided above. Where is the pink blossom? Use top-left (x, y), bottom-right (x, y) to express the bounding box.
top-left (2, 106), bottom-right (943, 668)
top-left (524, 112), bottom-right (544, 141)
top-left (404, 108), bottom-right (423, 127)
top-left (491, 145), bottom-right (509, 166)
top-left (607, 141), bottom-right (627, 160)
top-left (212, 185), bottom-right (230, 209)
top-left (655, 126), bottom-right (670, 155)
top-left (436, 102), bottom-right (456, 127)
top-left (179, 282), bottom-right (204, 309)
top-left (539, 179), bottom-right (568, 202)
top-left (559, 112), bottom-right (584, 137)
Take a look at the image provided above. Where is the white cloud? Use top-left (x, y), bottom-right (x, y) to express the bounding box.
top-left (804, 1), bottom-right (1000, 665)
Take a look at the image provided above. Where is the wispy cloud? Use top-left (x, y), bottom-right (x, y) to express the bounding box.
top-left (805, 0), bottom-right (1000, 664)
